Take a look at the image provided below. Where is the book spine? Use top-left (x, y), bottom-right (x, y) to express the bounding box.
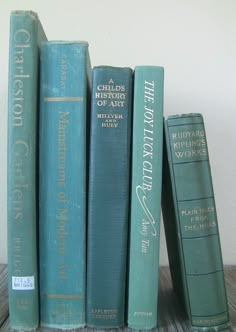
top-left (39, 42), bottom-right (91, 328)
top-left (127, 66), bottom-right (164, 329)
top-left (7, 11), bottom-right (45, 330)
top-left (163, 114), bottom-right (230, 330)
top-left (86, 66), bottom-right (133, 328)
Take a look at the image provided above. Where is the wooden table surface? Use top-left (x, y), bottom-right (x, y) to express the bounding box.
top-left (0, 265), bottom-right (235, 331)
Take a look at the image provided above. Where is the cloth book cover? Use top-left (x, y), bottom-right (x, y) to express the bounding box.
top-left (7, 11), bottom-right (47, 330)
top-left (39, 41), bottom-right (91, 328)
top-left (162, 113), bottom-right (230, 331)
top-left (127, 66), bottom-right (164, 330)
top-left (86, 66), bottom-right (133, 328)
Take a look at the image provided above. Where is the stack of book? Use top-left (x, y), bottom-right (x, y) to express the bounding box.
top-left (7, 11), bottom-right (230, 331)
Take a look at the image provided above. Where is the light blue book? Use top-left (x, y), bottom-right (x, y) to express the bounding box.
top-left (7, 11), bottom-right (47, 330)
top-left (128, 66), bottom-right (164, 329)
top-left (39, 41), bottom-right (91, 328)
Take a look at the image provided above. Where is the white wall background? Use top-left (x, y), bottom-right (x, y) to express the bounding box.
top-left (0, 0), bottom-right (235, 265)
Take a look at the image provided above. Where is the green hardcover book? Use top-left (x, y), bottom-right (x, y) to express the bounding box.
top-left (127, 66), bottom-right (164, 329)
top-left (7, 11), bottom-right (47, 330)
top-left (39, 41), bottom-right (91, 328)
top-left (162, 113), bottom-right (230, 331)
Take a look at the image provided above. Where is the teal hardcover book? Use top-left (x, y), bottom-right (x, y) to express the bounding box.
top-left (39, 41), bottom-right (91, 328)
top-left (162, 114), bottom-right (230, 331)
top-left (7, 11), bottom-right (47, 330)
top-left (87, 66), bottom-right (133, 328)
top-left (127, 66), bottom-right (164, 329)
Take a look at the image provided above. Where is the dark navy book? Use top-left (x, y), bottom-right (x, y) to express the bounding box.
top-left (87, 66), bottom-right (133, 328)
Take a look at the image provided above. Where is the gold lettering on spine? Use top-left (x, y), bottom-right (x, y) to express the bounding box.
top-left (44, 96), bottom-right (83, 102)
top-left (171, 128), bottom-right (208, 159)
top-left (13, 237), bottom-right (22, 275)
top-left (181, 205), bottom-right (217, 233)
top-left (56, 54), bottom-right (70, 280)
top-left (57, 112), bottom-right (69, 280)
top-left (12, 140), bottom-right (29, 277)
top-left (12, 29), bottom-right (30, 127)
top-left (45, 294), bottom-right (83, 299)
top-left (11, 27), bottom-right (31, 278)
top-left (192, 312), bottom-right (228, 326)
top-left (91, 309), bottom-right (118, 320)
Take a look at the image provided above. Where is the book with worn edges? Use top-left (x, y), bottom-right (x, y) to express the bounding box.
top-left (162, 113), bottom-right (230, 331)
top-left (7, 10), bottom-right (47, 330)
top-left (39, 41), bottom-right (91, 328)
top-left (87, 66), bottom-right (133, 328)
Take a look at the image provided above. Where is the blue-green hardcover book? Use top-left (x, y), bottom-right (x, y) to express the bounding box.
top-left (127, 66), bottom-right (164, 329)
top-left (7, 11), bottom-right (47, 330)
top-left (39, 41), bottom-right (91, 328)
top-left (162, 114), bottom-right (230, 331)
top-left (87, 66), bottom-right (133, 328)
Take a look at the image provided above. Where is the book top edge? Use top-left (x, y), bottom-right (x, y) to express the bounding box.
top-left (135, 65), bottom-right (164, 70)
top-left (11, 10), bottom-right (39, 19)
top-left (41, 40), bottom-right (89, 46)
top-left (166, 113), bottom-right (203, 120)
top-left (93, 65), bottom-right (132, 71)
